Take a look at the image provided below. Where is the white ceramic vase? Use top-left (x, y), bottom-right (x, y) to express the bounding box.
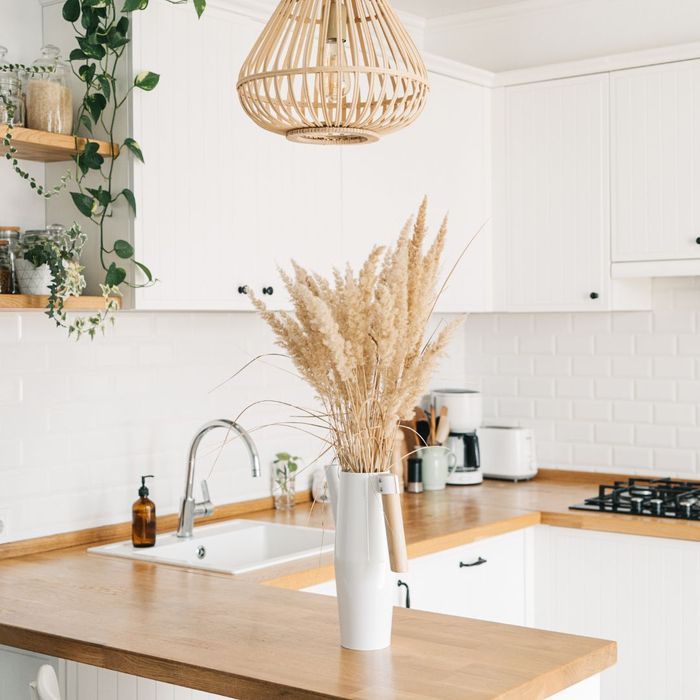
top-left (333, 469), bottom-right (394, 651)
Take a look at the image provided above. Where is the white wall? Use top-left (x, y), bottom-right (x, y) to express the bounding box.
top-left (2, 0), bottom-right (45, 230)
top-left (0, 311), bottom-right (466, 543)
top-left (466, 278), bottom-right (700, 478)
top-left (426, 0), bottom-right (700, 71)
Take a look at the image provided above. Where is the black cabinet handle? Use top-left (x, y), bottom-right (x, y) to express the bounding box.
top-left (262, 286), bottom-right (274, 295)
top-left (695, 237), bottom-right (700, 245)
top-left (237, 285), bottom-right (248, 295)
top-left (589, 292), bottom-right (599, 300)
top-left (459, 557), bottom-right (487, 568)
top-left (397, 580), bottom-right (411, 609)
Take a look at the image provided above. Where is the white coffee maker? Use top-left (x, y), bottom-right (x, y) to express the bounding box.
top-left (432, 389), bottom-right (483, 486)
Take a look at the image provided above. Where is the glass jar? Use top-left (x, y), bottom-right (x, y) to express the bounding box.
top-left (0, 227), bottom-right (20, 294)
top-left (0, 46), bottom-right (24, 126)
top-left (27, 45), bottom-right (73, 134)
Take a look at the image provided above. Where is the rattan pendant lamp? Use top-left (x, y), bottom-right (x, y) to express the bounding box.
top-left (237, 0), bottom-right (429, 145)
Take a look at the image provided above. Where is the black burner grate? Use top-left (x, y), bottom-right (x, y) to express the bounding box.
top-left (570, 478), bottom-right (700, 519)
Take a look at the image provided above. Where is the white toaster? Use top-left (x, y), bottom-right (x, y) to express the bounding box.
top-left (477, 426), bottom-right (537, 481)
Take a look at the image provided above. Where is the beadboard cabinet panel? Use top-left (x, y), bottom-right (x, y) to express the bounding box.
top-left (66, 662), bottom-right (230, 700)
top-left (341, 72), bottom-right (493, 313)
top-left (0, 645), bottom-right (65, 700)
top-left (611, 59), bottom-right (700, 266)
top-left (494, 75), bottom-right (611, 311)
top-left (130, 1), bottom-right (341, 312)
top-left (534, 526), bottom-right (700, 700)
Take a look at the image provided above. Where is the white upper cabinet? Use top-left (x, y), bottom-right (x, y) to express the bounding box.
top-left (494, 74), bottom-right (611, 311)
top-left (129, 1), bottom-right (489, 312)
top-left (341, 72), bottom-right (493, 313)
top-left (611, 59), bottom-right (700, 273)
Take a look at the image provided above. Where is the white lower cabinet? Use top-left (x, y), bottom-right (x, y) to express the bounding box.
top-left (305, 528), bottom-right (532, 626)
top-left (64, 662), bottom-right (230, 699)
top-left (533, 526), bottom-right (700, 700)
top-left (0, 645), bottom-right (66, 699)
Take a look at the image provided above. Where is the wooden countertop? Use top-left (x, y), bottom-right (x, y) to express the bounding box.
top-left (0, 470), bottom-right (634, 700)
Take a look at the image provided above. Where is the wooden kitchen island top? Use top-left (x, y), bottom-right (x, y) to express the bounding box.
top-left (0, 470), bottom-right (633, 700)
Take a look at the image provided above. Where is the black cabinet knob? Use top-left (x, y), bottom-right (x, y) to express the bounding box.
top-left (696, 237), bottom-right (700, 245)
top-left (237, 285), bottom-right (248, 295)
top-left (262, 286), bottom-right (274, 295)
top-left (589, 292), bottom-right (599, 300)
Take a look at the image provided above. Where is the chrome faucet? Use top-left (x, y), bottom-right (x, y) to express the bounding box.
top-left (176, 419), bottom-right (261, 538)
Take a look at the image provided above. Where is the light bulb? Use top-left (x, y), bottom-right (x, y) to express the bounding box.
top-left (323, 2), bottom-right (349, 105)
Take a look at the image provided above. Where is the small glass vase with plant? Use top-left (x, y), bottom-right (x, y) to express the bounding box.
top-left (272, 452), bottom-right (300, 510)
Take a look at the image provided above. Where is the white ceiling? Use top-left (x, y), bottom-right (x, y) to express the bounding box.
top-left (393, 0), bottom-right (700, 73)
top-left (392, 0), bottom-right (529, 19)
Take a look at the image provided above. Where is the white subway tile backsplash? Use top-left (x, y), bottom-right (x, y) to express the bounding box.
top-left (518, 377), bottom-right (555, 397)
top-left (652, 356), bottom-right (694, 379)
top-left (634, 425), bottom-right (675, 448)
top-left (12, 310), bottom-right (468, 543)
top-left (573, 400), bottom-right (613, 421)
top-left (654, 448), bottom-right (696, 473)
top-left (573, 444), bottom-right (613, 468)
top-left (653, 310), bottom-right (696, 333)
top-left (556, 377), bottom-right (594, 398)
top-left (635, 334), bottom-right (677, 355)
top-left (471, 281), bottom-right (700, 477)
top-left (535, 398), bottom-right (573, 420)
top-left (613, 400), bottom-right (653, 423)
top-left (519, 334), bottom-right (556, 354)
top-left (595, 422), bottom-right (634, 445)
top-left (611, 356), bottom-right (652, 378)
top-left (594, 334), bottom-right (635, 356)
top-left (611, 312), bottom-right (652, 334)
top-left (614, 446), bottom-right (653, 470)
top-left (556, 422), bottom-right (594, 443)
top-left (635, 379), bottom-right (676, 401)
top-left (594, 378), bottom-right (634, 400)
top-left (535, 356), bottom-right (571, 376)
top-left (555, 334), bottom-right (595, 354)
top-left (654, 403), bottom-right (696, 426)
top-left (573, 356), bottom-right (611, 377)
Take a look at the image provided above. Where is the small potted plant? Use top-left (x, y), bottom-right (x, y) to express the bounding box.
top-left (272, 452), bottom-right (300, 510)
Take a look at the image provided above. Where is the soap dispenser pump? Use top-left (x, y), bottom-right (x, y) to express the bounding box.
top-left (132, 475), bottom-right (156, 548)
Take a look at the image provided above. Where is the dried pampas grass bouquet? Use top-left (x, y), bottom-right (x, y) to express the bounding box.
top-left (252, 198), bottom-right (463, 479)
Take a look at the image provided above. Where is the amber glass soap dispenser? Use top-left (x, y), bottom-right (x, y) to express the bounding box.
top-left (132, 475), bottom-right (156, 548)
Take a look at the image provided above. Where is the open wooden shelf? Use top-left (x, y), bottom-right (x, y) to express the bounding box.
top-left (0, 294), bottom-right (118, 311)
top-left (0, 126), bottom-right (118, 163)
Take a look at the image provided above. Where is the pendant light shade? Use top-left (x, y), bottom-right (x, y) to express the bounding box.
top-left (237, 0), bottom-right (429, 145)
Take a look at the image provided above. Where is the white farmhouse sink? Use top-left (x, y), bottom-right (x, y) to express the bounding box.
top-left (89, 519), bottom-right (334, 575)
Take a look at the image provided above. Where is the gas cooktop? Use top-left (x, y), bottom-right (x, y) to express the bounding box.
top-left (570, 478), bottom-right (700, 520)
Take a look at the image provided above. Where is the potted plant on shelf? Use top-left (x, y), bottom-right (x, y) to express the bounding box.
top-left (252, 199), bottom-right (467, 651)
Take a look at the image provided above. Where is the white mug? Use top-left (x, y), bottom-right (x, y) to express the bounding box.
top-left (418, 446), bottom-right (457, 491)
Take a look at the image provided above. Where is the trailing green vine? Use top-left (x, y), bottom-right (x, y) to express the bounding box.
top-left (2, 0), bottom-right (206, 338)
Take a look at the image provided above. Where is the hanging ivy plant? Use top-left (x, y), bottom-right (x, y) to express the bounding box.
top-left (1, 0), bottom-right (205, 338)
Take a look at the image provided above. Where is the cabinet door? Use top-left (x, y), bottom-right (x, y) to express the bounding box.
top-left (612, 60), bottom-right (700, 263)
top-left (0, 646), bottom-right (64, 700)
top-left (65, 661), bottom-right (231, 699)
top-left (495, 75), bottom-right (610, 311)
top-left (303, 528), bottom-right (528, 626)
top-left (130, 2), bottom-right (342, 311)
top-left (405, 529), bottom-right (527, 625)
top-left (534, 526), bottom-right (700, 700)
top-left (340, 73), bottom-right (492, 313)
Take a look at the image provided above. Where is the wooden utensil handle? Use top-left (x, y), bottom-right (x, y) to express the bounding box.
top-left (381, 490), bottom-right (408, 573)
